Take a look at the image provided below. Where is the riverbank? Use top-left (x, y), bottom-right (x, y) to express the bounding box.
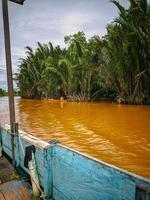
top-left (19, 96), bottom-right (150, 105)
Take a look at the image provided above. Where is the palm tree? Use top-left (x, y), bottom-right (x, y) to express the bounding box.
top-left (16, 1), bottom-right (150, 104)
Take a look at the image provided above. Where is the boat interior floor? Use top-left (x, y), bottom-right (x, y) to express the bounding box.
top-left (0, 156), bottom-right (40, 200)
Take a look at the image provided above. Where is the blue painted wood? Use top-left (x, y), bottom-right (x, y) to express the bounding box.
top-left (2, 144), bottom-right (13, 158)
top-left (0, 129), bottom-right (1, 140)
top-left (52, 145), bottom-right (136, 200)
top-left (0, 128), bottom-right (2, 155)
top-left (14, 135), bottom-right (20, 166)
top-left (43, 147), bottom-right (53, 198)
top-left (53, 187), bottom-right (70, 200)
top-left (1, 129), bottom-right (13, 158)
top-left (1, 129), bottom-right (12, 151)
top-left (136, 187), bottom-right (150, 200)
top-left (0, 127), bottom-right (150, 200)
top-left (0, 127), bottom-right (53, 198)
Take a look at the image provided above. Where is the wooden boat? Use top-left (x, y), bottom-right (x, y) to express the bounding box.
top-left (1, 0), bottom-right (149, 199)
top-left (0, 125), bottom-right (150, 200)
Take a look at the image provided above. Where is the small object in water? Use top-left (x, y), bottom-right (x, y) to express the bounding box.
top-left (60, 96), bottom-right (64, 101)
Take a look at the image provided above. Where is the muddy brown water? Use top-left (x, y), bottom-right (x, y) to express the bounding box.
top-left (0, 97), bottom-right (150, 178)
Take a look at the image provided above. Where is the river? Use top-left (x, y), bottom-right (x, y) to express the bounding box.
top-left (0, 96), bottom-right (150, 178)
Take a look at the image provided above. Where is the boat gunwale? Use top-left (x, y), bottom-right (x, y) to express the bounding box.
top-left (1, 124), bottom-right (150, 187)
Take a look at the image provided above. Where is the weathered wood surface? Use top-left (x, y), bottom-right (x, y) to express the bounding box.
top-left (0, 126), bottom-right (150, 200)
top-left (53, 145), bottom-right (136, 200)
top-left (0, 156), bottom-right (35, 200)
top-left (0, 180), bottom-right (33, 200)
top-left (0, 156), bottom-right (19, 183)
top-left (52, 145), bottom-right (150, 200)
top-left (0, 126), bottom-right (53, 198)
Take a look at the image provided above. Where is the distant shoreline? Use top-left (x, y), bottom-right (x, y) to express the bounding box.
top-left (1, 96), bottom-right (150, 106)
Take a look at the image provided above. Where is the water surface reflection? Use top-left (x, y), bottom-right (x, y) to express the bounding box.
top-left (0, 97), bottom-right (150, 178)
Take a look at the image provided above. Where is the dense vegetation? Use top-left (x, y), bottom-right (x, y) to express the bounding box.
top-left (16, 0), bottom-right (150, 104)
top-left (0, 89), bottom-right (19, 97)
top-left (0, 88), bottom-right (7, 96)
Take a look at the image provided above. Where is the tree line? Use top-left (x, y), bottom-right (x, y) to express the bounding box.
top-left (0, 88), bottom-right (7, 96)
top-left (0, 88), bottom-right (19, 97)
top-left (16, 0), bottom-right (150, 104)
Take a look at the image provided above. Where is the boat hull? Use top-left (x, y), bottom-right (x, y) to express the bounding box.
top-left (0, 126), bottom-right (150, 200)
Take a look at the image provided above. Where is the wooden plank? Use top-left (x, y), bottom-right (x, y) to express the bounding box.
top-left (0, 156), bottom-right (18, 183)
top-left (0, 192), bottom-right (5, 200)
top-left (1, 127), bottom-right (150, 200)
top-left (43, 147), bottom-right (53, 198)
top-left (56, 144), bottom-right (150, 190)
top-left (0, 127), bottom-right (53, 198)
top-left (3, 125), bottom-right (49, 148)
top-left (53, 145), bottom-right (136, 200)
top-left (2, 130), bottom-right (12, 149)
top-left (53, 187), bottom-right (70, 200)
top-left (2, 145), bottom-right (13, 158)
top-left (136, 187), bottom-right (150, 200)
top-left (2, 129), bottom-right (52, 199)
top-left (0, 179), bottom-right (33, 200)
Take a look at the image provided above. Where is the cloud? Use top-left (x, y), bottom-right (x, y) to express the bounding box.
top-left (0, 66), bottom-right (6, 89)
top-left (58, 12), bottom-right (95, 34)
top-left (0, 0), bottom-right (129, 89)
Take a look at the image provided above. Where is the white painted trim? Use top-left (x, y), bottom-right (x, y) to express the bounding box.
top-left (2, 124), bottom-right (50, 149)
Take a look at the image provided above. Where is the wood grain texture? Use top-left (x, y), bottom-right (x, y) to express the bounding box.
top-left (0, 179), bottom-right (33, 200)
top-left (52, 145), bottom-right (136, 200)
top-left (0, 128), bottom-right (52, 198)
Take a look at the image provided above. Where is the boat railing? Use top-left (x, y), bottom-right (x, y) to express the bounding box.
top-left (0, 125), bottom-right (150, 200)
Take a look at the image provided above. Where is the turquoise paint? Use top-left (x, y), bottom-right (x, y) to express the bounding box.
top-left (43, 147), bottom-right (53, 197)
top-left (14, 135), bottom-right (20, 166)
top-left (2, 144), bottom-right (12, 154)
top-left (0, 128), bottom-right (2, 156)
top-left (0, 128), bottom-right (52, 197)
top-left (52, 146), bottom-right (135, 200)
top-left (0, 127), bottom-right (150, 200)
top-left (2, 179), bottom-right (32, 196)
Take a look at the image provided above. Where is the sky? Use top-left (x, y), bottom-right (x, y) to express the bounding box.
top-left (0, 0), bottom-right (129, 89)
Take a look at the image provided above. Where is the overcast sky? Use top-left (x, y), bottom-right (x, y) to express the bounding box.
top-left (0, 0), bottom-right (129, 89)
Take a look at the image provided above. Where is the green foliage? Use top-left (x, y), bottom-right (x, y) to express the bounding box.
top-left (16, 0), bottom-right (150, 104)
top-left (0, 88), bottom-right (7, 96)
